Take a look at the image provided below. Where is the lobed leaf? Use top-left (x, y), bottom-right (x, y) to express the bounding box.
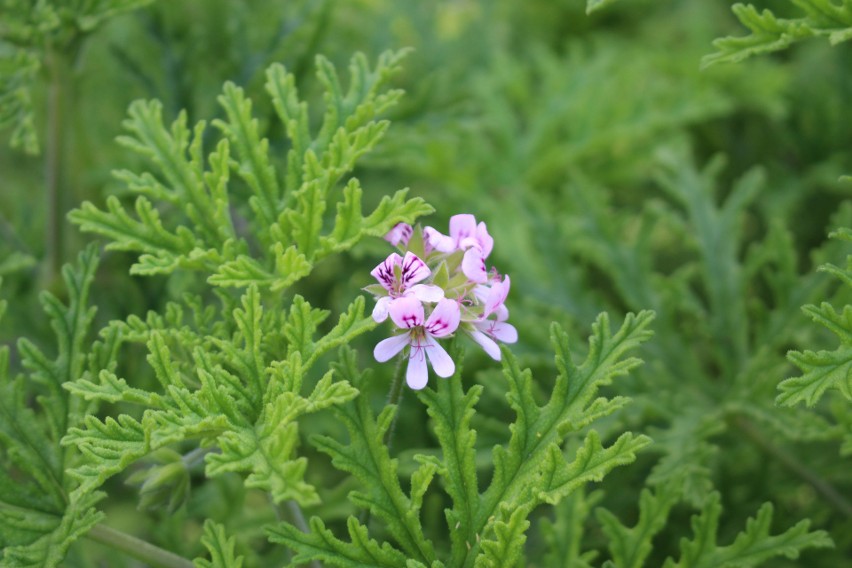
top-left (663, 493), bottom-right (833, 567)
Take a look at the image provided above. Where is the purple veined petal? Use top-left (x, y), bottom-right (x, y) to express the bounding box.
top-left (371, 253), bottom-right (402, 292)
top-left (384, 222), bottom-right (413, 247)
top-left (461, 248), bottom-right (488, 284)
top-left (400, 251), bottom-right (431, 287)
top-left (449, 214), bottom-right (477, 245)
top-left (389, 296), bottom-right (425, 329)
top-left (424, 335), bottom-right (455, 378)
top-left (374, 333), bottom-right (410, 362)
top-left (409, 284), bottom-right (445, 303)
top-left (469, 329), bottom-right (501, 361)
top-left (476, 319), bottom-right (518, 343)
top-left (406, 345), bottom-right (430, 389)
top-left (372, 296), bottom-right (392, 322)
top-left (425, 298), bottom-right (461, 337)
top-left (424, 227), bottom-right (455, 253)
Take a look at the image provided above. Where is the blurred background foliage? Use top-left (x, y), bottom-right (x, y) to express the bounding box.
top-left (1, 0), bottom-right (851, 565)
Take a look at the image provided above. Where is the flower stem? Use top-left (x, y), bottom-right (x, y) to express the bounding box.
top-left (274, 499), bottom-right (321, 568)
top-left (360, 355), bottom-right (407, 528)
top-left (86, 523), bottom-right (195, 568)
top-left (44, 45), bottom-right (67, 284)
top-left (384, 354), bottom-right (407, 453)
top-left (733, 415), bottom-right (852, 518)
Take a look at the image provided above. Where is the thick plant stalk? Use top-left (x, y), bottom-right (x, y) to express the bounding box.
top-left (86, 523), bottom-right (195, 568)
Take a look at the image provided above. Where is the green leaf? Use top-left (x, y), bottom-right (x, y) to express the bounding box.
top-left (780, 303), bottom-right (852, 406)
top-left (0, 492), bottom-right (105, 568)
top-left (663, 493), bottom-right (833, 567)
top-left (214, 82), bottom-right (280, 239)
top-left (538, 490), bottom-right (602, 568)
top-left (779, 225), bottom-right (852, 407)
top-left (418, 374), bottom-right (482, 566)
top-left (194, 520), bottom-right (245, 568)
top-left (0, 47), bottom-right (40, 153)
top-left (597, 484), bottom-right (681, 568)
top-left (703, 1), bottom-right (852, 68)
top-left (267, 516), bottom-right (409, 568)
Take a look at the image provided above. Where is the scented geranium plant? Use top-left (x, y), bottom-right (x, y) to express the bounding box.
top-left (0, 5), bottom-right (843, 566)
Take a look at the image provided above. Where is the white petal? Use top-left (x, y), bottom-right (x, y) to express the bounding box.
top-left (424, 335), bottom-right (455, 378)
top-left (406, 348), bottom-right (429, 389)
top-left (410, 284), bottom-right (444, 303)
top-left (372, 297), bottom-right (391, 322)
top-left (424, 227), bottom-right (455, 253)
top-left (469, 329), bottom-right (501, 361)
top-left (389, 296), bottom-right (424, 329)
top-left (400, 251), bottom-right (431, 286)
top-left (462, 249), bottom-right (488, 284)
top-left (374, 334), bottom-right (410, 362)
top-left (425, 298), bottom-right (461, 337)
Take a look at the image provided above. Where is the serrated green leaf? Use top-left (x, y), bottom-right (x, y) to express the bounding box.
top-left (267, 516), bottom-right (408, 567)
top-left (663, 493), bottom-right (833, 567)
top-left (597, 484), bottom-right (681, 568)
top-left (310, 353), bottom-right (436, 564)
top-left (194, 520), bottom-right (245, 568)
top-left (703, 1), bottom-right (852, 68)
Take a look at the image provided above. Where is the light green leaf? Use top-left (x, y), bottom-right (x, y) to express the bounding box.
top-left (703, 1), bottom-right (852, 68)
top-left (194, 520), bottom-right (244, 568)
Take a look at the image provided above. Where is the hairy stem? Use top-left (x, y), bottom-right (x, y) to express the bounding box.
top-left (384, 354), bottom-right (407, 453)
top-left (44, 46), bottom-right (67, 284)
top-left (275, 500), bottom-right (321, 568)
top-left (359, 355), bottom-right (407, 528)
top-left (734, 415), bottom-right (852, 518)
top-left (86, 523), bottom-right (195, 568)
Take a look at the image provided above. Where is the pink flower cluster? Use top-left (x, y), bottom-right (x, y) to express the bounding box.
top-left (367, 214), bottom-right (517, 390)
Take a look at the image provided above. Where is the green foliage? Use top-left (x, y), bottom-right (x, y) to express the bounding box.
top-left (0, 245), bottom-right (118, 567)
top-left (780, 227), bottom-right (852, 406)
top-left (194, 520), bottom-right (245, 568)
top-left (704, 0), bottom-right (852, 67)
top-left (63, 287), bottom-right (372, 506)
top-left (0, 0), bottom-right (153, 153)
top-left (663, 493), bottom-right (832, 567)
top-left (70, 50), bottom-right (431, 290)
top-left (1, 2), bottom-right (850, 566)
top-left (268, 312), bottom-right (654, 568)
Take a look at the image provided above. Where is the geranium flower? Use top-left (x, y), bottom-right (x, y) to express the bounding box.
top-left (373, 297), bottom-right (460, 389)
top-left (369, 252), bottom-right (444, 322)
top-left (467, 275), bottom-right (517, 361)
top-left (424, 214), bottom-right (494, 283)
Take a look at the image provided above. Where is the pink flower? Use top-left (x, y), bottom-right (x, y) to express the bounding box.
top-left (369, 252), bottom-right (444, 322)
top-left (373, 297), bottom-right (460, 390)
top-left (468, 275), bottom-right (517, 361)
top-left (384, 222), bottom-right (413, 247)
top-left (424, 214), bottom-right (494, 283)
